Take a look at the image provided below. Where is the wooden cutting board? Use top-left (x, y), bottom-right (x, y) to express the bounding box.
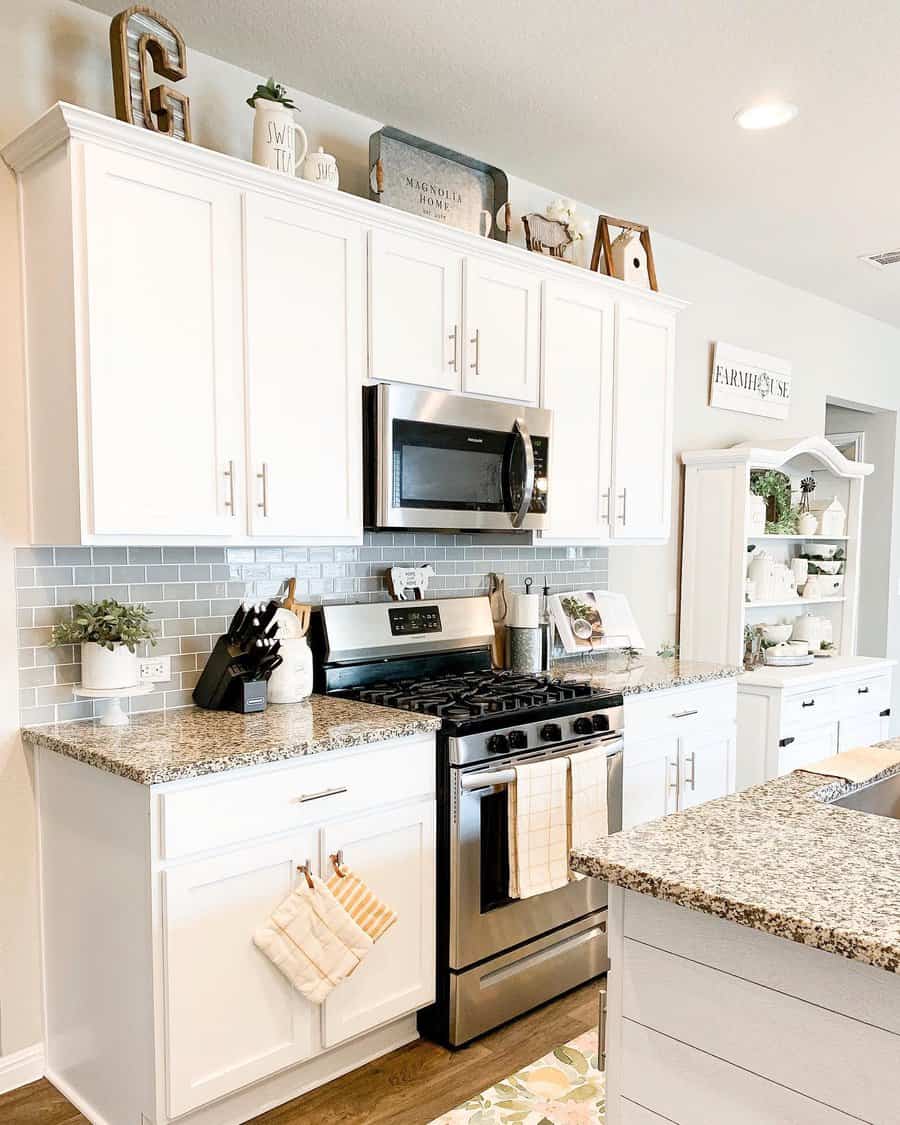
top-left (487, 573), bottom-right (508, 669)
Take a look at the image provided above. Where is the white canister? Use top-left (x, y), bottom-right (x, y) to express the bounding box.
top-left (267, 637), bottom-right (313, 704)
top-left (797, 511), bottom-right (818, 536)
top-left (818, 498), bottom-right (846, 537)
top-left (301, 145), bottom-right (340, 190)
top-left (747, 493), bottom-right (767, 534)
top-left (251, 100), bottom-right (308, 176)
top-left (81, 641), bottom-right (138, 690)
top-left (790, 557), bottom-right (809, 589)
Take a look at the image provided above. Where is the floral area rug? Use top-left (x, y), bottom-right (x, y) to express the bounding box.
top-left (428, 1027), bottom-right (605, 1124)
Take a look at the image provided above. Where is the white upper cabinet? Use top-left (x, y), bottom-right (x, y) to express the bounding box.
top-left (81, 148), bottom-right (245, 538)
top-left (369, 229), bottom-right (462, 391)
top-left (244, 193), bottom-right (364, 540)
top-left (610, 299), bottom-right (676, 540)
top-left (540, 279), bottom-right (615, 542)
top-left (463, 256), bottom-right (541, 403)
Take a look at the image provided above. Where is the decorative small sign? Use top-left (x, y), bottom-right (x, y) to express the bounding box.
top-left (369, 127), bottom-right (508, 241)
top-left (110, 6), bottom-right (191, 142)
top-left (709, 342), bottom-right (792, 420)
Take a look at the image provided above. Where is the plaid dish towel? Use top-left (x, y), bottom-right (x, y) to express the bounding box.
top-left (327, 865), bottom-right (398, 942)
top-left (508, 756), bottom-right (570, 899)
top-left (254, 874), bottom-right (372, 1003)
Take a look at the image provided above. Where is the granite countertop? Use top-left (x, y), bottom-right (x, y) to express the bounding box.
top-left (551, 655), bottom-right (741, 695)
top-left (22, 696), bottom-right (442, 785)
top-left (571, 742), bottom-right (900, 973)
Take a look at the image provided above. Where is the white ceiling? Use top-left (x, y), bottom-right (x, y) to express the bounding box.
top-left (78, 0), bottom-right (900, 326)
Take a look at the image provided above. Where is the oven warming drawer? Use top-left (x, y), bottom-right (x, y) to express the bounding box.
top-left (448, 912), bottom-right (608, 1046)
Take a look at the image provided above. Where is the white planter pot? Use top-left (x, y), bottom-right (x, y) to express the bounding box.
top-left (81, 642), bottom-right (138, 690)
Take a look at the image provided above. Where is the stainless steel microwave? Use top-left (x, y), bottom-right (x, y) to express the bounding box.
top-left (364, 384), bottom-right (551, 531)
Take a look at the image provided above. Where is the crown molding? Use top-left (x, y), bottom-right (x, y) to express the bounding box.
top-left (682, 435), bottom-right (873, 477)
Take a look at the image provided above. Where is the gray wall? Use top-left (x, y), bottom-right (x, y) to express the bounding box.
top-left (16, 534), bottom-right (607, 725)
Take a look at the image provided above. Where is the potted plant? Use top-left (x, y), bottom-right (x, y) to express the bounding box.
top-left (247, 78), bottom-right (307, 175)
top-left (50, 599), bottom-right (156, 690)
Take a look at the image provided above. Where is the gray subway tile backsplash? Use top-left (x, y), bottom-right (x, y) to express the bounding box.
top-left (14, 534), bottom-right (607, 724)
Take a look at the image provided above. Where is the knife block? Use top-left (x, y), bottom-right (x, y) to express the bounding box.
top-left (193, 635), bottom-right (268, 712)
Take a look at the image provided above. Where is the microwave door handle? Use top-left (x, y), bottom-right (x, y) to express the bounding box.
top-left (509, 418), bottom-right (535, 529)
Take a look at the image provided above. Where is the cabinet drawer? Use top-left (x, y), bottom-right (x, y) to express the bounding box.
top-left (777, 722), bottom-right (838, 775)
top-left (624, 680), bottom-right (736, 742)
top-left (838, 673), bottom-right (891, 718)
top-left (782, 686), bottom-right (836, 728)
top-left (158, 736), bottom-right (436, 860)
top-left (621, 1020), bottom-right (860, 1125)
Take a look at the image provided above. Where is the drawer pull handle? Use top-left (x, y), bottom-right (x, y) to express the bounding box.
top-left (881, 708), bottom-right (891, 718)
top-left (801, 700), bottom-right (815, 708)
top-left (779, 736), bottom-right (795, 747)
top-left (297, 786), bottom-right (348, 804)
top-left (858, 686), bottom-right (870, 695)
top-left (672, 709), bottom-right (699, 719)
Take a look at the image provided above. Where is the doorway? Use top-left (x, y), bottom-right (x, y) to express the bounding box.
top-left (825, 399), bottom-right (899, 730)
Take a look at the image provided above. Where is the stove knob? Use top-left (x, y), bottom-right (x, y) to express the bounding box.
top-left (572, 717), bottom-right (593, 736)
top-left (487, 734), bottom-right (510, 755)
top-left (540, 723), bottom-right (562, 743)
top-left (592, 713), bottom-right (610, 733)
top-left (508, 729), bottom-right (528, 750)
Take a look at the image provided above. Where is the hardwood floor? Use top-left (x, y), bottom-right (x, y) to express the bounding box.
top-left (0, 982), bottom-right (599, 1125)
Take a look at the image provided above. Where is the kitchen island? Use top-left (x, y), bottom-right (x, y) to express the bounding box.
top-left (571, 742), bottom-right (900, 1125)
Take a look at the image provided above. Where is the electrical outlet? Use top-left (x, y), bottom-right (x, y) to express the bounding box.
top-left (138, 656), bottom-right (171, 683)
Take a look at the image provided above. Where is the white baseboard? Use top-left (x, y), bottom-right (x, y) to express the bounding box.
top-left (0, 1041), bottom-right (45, 1095)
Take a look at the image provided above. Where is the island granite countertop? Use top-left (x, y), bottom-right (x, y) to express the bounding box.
top-left (571, 741), bottom-right (900, 973)
top-left (551, 655), bottom-right (741, 695)
top-left (22, 695), bottom-right (442, 785)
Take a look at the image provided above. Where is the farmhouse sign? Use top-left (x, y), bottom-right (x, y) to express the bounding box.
top-left (709, 342), bottom-right (792, 420)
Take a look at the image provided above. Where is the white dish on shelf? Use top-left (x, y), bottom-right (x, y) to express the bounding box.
top-left (760, 623), bottom-right (793, 644)
top-left (764, 653), bottom-right (815, 667)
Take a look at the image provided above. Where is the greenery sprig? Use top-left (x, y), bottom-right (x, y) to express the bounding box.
top-left (49, 599), bottom-right (156, 653)
top-left (247, 78), bottom-right (296, 110)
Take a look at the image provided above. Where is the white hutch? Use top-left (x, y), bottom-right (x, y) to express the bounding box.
top-left (680, 436), bottom-right (894, 788)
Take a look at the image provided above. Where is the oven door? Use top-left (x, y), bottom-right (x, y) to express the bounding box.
top-left (450, 738), bottom-right (623, 971)
top-left (371, 384), bottom-right (550, 530)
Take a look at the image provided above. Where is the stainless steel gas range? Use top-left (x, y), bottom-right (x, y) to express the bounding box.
top-left (311, 596), bottom-right (623, 1047)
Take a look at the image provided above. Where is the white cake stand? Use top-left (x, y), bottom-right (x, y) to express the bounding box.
top-left (73, 684), bottom-right (155, 726)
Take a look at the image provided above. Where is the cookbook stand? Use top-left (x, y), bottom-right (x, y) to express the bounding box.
top-left (73, 683), bottom-right (154, 726)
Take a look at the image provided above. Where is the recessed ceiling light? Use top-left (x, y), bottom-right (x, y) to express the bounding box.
top-left (734, 102), bottom-right (799, 130)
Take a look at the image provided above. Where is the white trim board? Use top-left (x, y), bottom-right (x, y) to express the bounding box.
top-left (0, 1042), bottom-right (45, 1095)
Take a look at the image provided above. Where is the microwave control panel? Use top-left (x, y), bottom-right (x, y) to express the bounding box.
top-left (530, 436), bottom-right (549, 513)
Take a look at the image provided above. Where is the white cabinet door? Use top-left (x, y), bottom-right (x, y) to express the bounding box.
top-left (611, 300), bottom-right (676, 540)
top-left (245, 193), bottom-right (364, 540)
top-left (622, 735), bottom-right (680, 829)
top-left (369, 229), bottom-right (463, 391)
top-left (81, 146), bottom-right (244, 536)
top-left (162, 834), bottom-right (319, 1117)
top-left (678, 726), bottom-right (735, 810)
top-left (322, 799), bottom-right (436, 1047)
top-left (777, 723), bottom-right (839, 776)
top-left (463, 257), bottom-right (540, 403)
top-left (838, 714), bottom-right (889, 753)
top-left (540, 279), bottom-right (614, 542)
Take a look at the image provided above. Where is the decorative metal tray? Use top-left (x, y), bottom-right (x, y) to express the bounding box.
top-left (369, 126), bottom-right (508, 242)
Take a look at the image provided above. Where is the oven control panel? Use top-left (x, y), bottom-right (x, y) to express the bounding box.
top-left (388, 604), bottom-right (442, 636)
top-left (449, 703), bottom-right (625, 767)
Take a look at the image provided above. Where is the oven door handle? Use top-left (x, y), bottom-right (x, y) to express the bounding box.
top-left (461, 737), bottom-right (624, 790)
top-left (508, 418), bottom-right (535, 529)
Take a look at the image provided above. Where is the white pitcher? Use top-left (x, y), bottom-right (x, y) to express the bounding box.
top-left (748, 550), bottom-right (776, 601)
top-left (251, 101), bottom-right (308, 176)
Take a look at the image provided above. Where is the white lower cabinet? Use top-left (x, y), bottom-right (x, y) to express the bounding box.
top-left (622, 682), bottom-right (738, 828)
top-left (737, 660), bottom-right (894, 787)
top-left (163, 834), bottom-right (320, 1117)
top-left (35, 736), bottom-right (436, 1125)
top-left (322, 800), bottom-right (436, 1047)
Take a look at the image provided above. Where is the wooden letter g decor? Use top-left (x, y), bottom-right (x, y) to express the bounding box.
top-left (110, 6), bottom-right (192, 142)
